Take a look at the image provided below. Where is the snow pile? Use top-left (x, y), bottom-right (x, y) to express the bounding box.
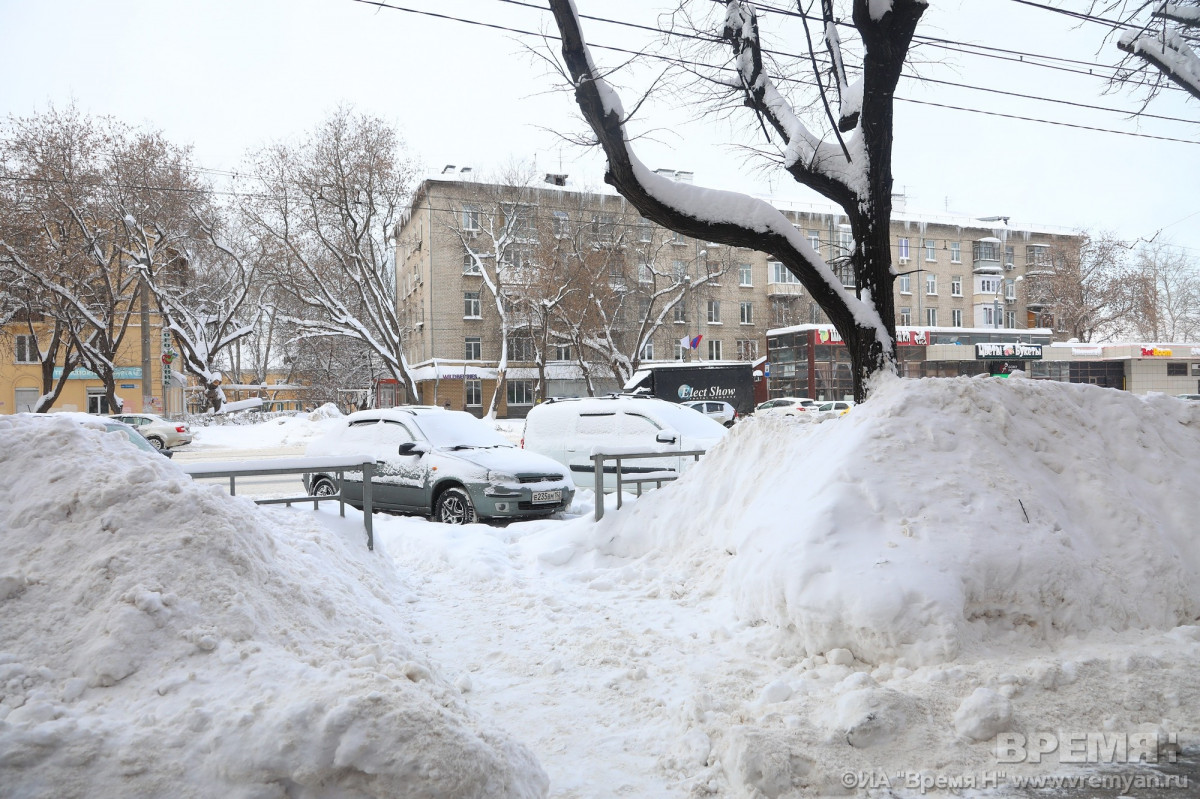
top-left (188, 410), bottom-right (346, 451)
top-left (0, 414), bottom-right (547, 798)
top-left (558, 375), bottom-right (1200, 667)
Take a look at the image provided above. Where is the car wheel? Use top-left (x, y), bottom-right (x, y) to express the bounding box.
top-left (435, 486), bottom-right (476, 525)
top-left (724, 419), bottom-right (735, 428)
top-left (146, 436), bottom-right (165, 450)
top-left (310, 476), bottom-right (337, 497)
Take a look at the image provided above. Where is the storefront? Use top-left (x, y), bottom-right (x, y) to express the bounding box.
top-left (764, 325), bottom-right (1200, 398)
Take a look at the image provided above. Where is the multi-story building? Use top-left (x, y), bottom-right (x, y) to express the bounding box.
top-left (394, 172), bottom-right (1080, 417)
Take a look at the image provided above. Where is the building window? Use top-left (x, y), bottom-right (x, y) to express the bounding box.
top-left (836, 225), bottom-right (853, 258)
top-left (897, 237), bottom-right (910, 262)
top-left (1027, 245), bottom-right (1049, 267)
top-left (638, 217), bottom-right (652, 242)
top-left (739, 262), bottom-right (753, 286)
top-left (1005, 278), bottom-right (1016, 300)
top-left (87, 390), bottom-right (110, 415)
top-left (900, 307), bottom-right (911, 326)
top-left (463, 291), bottom-right (481, 318)
top-left (707, 339), bottom-right (722, 360)
top-left (981, 276), bottom-right (1000, 294)
top-left (674, 303), bottom-right (687, 323)
top-left (507, 335), bottom-right (534, 361)
top-left (768, 261), bottom-right (800, 285)
top-left (1168, 363), bottom-right (1187, 376)
top-left (552, 210), bottom-right (569, 237)
top-left (555, 343), bottom-right (572, 361)
top-left (925, 273), bottom-right (937, 295)
top-left (462, 205), bottom-right (480, 231)
top-left (638, 296), bottom-right (651, 321)
top-left (638, 263), bottom-right (653, 283)
top-left (1005, 310), bottom-right (1016, 329)
top-left (736, 339), bottom-right (758, 360)
top-left (925, 239), bottom-right (937, 261)
top-left (465, 336), bottom-right (482, 360)
top-left (463, 250), bottom-right (481, 274)
top-left (674, 340), bottom-right (686, 360)
top-left (672, 260), bottom-right (688, 282)
top-left (926, 307), bottom-right (937, 326)
top-left (465, 379), bottom-right (482, 407)
top-left (506, 380), bottom-right (534, 406)
top-left (898, 274), bottom-right (911, 294)
top-left (15, 334), bottom-right (38, 364)
top-left (640, 340), bottom-right (654, 360)
top-left (951, 275), bottom-right (962, 297)
top-left (739, 301), bottom-right (753, 325)
top-left (592, 213), bottom-right (619, 243)
top-left (707, 300), bottom-right (721, 324)
top-left (950, 241), bottom-right (961, 263)
top-left (951, 308), bottom-right (963, 327)
top-left (984, 306), bottom-right (996, 326)
top-left (807, 230), bottom-right (820, 253)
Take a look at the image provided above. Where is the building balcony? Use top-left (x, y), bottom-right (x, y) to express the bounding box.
top-left (767, 282), bottom-right (805, 297)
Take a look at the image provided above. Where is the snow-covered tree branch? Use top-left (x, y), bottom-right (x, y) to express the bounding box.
top-left (546, 0), bottom-right (927, 400)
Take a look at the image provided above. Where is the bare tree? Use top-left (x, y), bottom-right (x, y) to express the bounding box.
top-left (546, 0), bottom-right (926, 401)
top-left (1127, 241), bottom-right (1200, 340)
top-left (1026, 232), bottom-right (1135, 342)
top-left (240, 109), bottom-right (419, 401)
top-left (1094, 0), bottom-right (1200, 104)
top-left (0, 106), bottom-right (155, 413)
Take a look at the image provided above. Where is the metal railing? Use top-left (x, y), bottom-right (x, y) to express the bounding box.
top-left (180, 455), bottom-right (378, 550)
top-left (590, 449), bottom-right (706, 521)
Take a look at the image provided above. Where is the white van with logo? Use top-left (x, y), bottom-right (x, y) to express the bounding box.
top-left (520, 395), bottom-right (728, 493)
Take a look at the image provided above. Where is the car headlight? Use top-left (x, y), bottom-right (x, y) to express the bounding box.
top-left (484, 470), bottom-right (521, 496)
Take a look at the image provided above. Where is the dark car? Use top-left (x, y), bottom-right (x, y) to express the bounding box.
top-left (303, 408), bottom-right (574, 524)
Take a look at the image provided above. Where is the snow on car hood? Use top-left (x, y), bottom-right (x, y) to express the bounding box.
top-left (447, 446), bottom-right (573, 485)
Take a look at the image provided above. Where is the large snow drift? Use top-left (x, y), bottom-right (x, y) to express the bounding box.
top-left (572, 375), bottom-right (1200, 667)
top-left (0, 414), bottom-right (547, 798)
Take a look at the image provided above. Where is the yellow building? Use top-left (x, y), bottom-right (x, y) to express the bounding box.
top-left (2, 309), bottom-right (185, 416)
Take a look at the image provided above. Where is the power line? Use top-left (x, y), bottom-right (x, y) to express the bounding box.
top-left (347, 0), bottom-right (1197, 141)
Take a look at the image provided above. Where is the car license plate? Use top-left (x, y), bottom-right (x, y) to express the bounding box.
top-left (531, 489), bottom-right (562, 504)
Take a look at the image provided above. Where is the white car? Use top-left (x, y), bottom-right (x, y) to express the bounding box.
top-left (754, 397), bottom-right (819, 417)
top-left (521, 395), bottom-right (727, 493)
top-left (109, 412), bottom-right (193, 449)
top-left (815, 400), bottom-right (856, 418)
top-left (303, 408), bottom-right (574, 524)
top-left (682, 400), bottom-right (737, 427)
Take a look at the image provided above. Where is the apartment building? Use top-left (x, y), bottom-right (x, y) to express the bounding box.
top-left (394, 172), bottom-right (1079, 417)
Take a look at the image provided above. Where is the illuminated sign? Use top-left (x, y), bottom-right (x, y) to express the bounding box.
top-left (1140, 347), bottom-right (1173, 357)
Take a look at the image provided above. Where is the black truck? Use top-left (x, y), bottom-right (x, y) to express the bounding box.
top-left (623, 362), bottom-right (756, 418)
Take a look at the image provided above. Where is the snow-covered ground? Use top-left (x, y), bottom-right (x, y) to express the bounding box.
top-left (2, 375), bottom-right (1198, 798)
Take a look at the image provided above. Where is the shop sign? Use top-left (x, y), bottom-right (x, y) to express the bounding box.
top-left (52, 366), bottom-right (143, 380)
top-left (975, 343), bottom-right (1042, 360)
top-left (1140, 347), bottom-right (1173, 357)
top-left (441, 373), bottom-right (481, 380)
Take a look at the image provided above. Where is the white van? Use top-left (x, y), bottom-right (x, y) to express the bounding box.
top-left (520, 395), bottom-right (728, 493)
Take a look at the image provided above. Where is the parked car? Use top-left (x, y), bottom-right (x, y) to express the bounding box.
top-left (815, 400), bottom-right (856, 418)
top-left (682, 399), bottom-right (737, 427)
top-left (754, 397), bottom-right (819, 417)
top-left (1177, 394), bottom-right (1200, 402)
top-left (109, 412), bottom-right (192, 450)
top-left (521, 395), bottom-right (728, 493)
top-left (102, 418), bottom-right (175, 458)
top-left (302, 407), bottom-right (574, 525)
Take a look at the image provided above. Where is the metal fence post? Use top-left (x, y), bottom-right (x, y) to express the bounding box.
top-left (362, 462), bottom-right (374, 551)
top-left (593, 453), bottom-right (605, 521)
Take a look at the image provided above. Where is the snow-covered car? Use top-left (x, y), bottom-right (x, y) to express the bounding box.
top-left (302, 408), bottom-right (574, 524)
top-left (754, 397), bottom-right (818, 417)
top-left (521, 395), bottom-right (728, 493)
top-left (109, 412), bottom-right (192, 450)
top-left (1177, 393), bottom-right (1200, 402)
top-left (681, 399), bottom-right (737, 427)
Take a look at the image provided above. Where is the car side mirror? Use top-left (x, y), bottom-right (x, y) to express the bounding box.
top-left (398, 442), bottom-right (427, 456)
top-left (655, 430), bottom-right (678, 445)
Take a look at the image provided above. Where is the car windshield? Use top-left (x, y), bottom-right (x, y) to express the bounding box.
top-left (411, 411), bottom-right (514, 450)
top-left (103, 422), bottom-right (158, 454)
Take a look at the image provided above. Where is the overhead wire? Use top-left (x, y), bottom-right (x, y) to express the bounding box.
top-left (346, 0), bottom-right (1199, 140)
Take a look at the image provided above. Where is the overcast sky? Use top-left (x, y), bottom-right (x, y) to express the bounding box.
top-left (2, 0), bottom-right (1197, 254)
